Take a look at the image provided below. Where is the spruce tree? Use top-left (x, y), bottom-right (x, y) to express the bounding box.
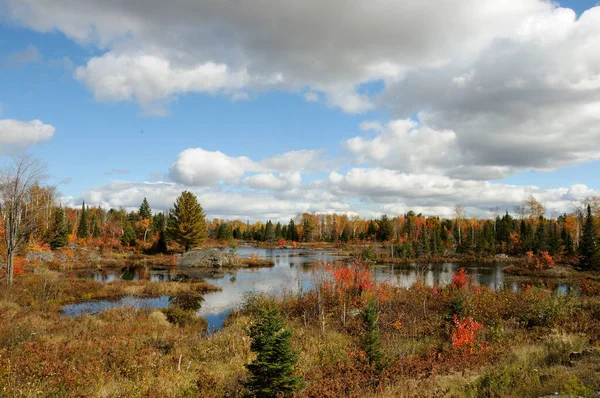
top-left (121, 221), bottom-right (137, 247)
top-left (361, 302), bottom-right (384, 371)
top-left (245, 307), bottom-right (303, 397)
top-left (49, 206), bottom-right (69, 250)
top-left (139, 197), bottom-right (152, 220)
top-left (76, 201), bottom-right (89, 239)
top-left (579, 205), bottom-right (598, 269)
top-left (287, 219), bottom-right (298, 241)
top-left (168, 191), bottom-right (207, 251)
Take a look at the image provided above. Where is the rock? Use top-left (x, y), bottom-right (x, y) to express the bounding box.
top-left (26, 251), bottom-right (54, 263)
top-left (494, 253), bottom-right (510, 261)
top-left (178, 249), bottom-right (237, 268)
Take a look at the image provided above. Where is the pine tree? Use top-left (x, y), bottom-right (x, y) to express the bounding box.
top-left (217, 222), bottom-right (233, 241)
top-left (287, 219), bottom-right (298, 241)
top-left (361, 302), bottom-right (384, 371)
top-left (121, 221), bottom-right (136, 247)
top-left (579, 205), bottom-right (598, 269)
top-left (245, 307), bottom-right (303, 397)
top-left (265, 220), bottom-right (275, 244)
top-left (139, 197), bottom-right (152, 220)
top-left (90, 213), bottom-right (101, 238)
top-left (152, 213), bottom-right (169, 254)
top-left (76, 201), bottom-right (89, 239)
top-left (168, 191), bottom-right (207, 252)
top-left (49, 206), bottom-right (69, 250)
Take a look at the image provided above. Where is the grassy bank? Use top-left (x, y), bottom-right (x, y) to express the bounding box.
top-left (1, 263), bottom-right (600, 397)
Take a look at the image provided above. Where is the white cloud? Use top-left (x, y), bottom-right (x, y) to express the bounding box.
top-left (303, 92), bottom-right (319, 102)
top-left (0, 119), bottom-right (55, 153)
top-left (168, 148), bottom-right (259, 186)
top-left (260, 149), bottom-right (326, 173)
top-left (74, 53), bottom-right (251, 115)
top-left (243, 172), bottom-right (302, 191)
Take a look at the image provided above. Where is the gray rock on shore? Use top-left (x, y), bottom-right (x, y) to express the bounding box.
top-left (178, 249), bottom-right (237, 268)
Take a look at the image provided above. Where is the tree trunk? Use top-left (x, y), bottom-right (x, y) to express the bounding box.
top-left (7, 250), bottom-right (14, 285)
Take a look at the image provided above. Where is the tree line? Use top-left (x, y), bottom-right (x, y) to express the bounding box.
top-left (2, 155), bottom-right (600, 284)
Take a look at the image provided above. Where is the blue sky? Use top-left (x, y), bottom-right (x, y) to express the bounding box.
top-left (1, 0), bottom-right (599, 220)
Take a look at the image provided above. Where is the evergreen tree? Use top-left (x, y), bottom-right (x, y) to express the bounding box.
top-left (90, 213), bottom-right (101, 238)
top-left (360, 302), bottom-right (384, 371)
top-left (139, 197), bottom-right (152, 220)
top-left (579, 204), bottom-right (598, 269)
top-left (49, 206), bottom-right (69, 250)
top-left (168, 191), bottom-right (207, 251)
top-left (76, 201), bottom-right (89, 239)
top-left (377, 215), bottom-right (393, 242)
top-left (245, 307), bottom-right (303, 397)
top-left (152, 213), bottom-right (169, 254)
top-left (265, 220), bottom-right (276, 244)
top-left (341, 225), bottom-right (352, 243)
top-left (287, 219), bottom-right (298, 241)
top-left (217, 222), bottom-right (233, 241)
top-left (534, 217), bottom-right (549, 253)
top-left (121, 222), bottom-right (136, 247)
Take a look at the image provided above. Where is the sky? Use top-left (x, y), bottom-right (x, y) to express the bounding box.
top-left (1, 0), bottom-right (599, 222)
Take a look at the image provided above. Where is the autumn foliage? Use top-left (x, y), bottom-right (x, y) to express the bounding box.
top-left (451, 314), bottom-right (484, 354)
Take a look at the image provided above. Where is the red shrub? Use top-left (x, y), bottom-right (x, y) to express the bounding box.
top-left (452, 268), bottom-right (468, 289)
top-left (451, 314), bottom-right (484, 353)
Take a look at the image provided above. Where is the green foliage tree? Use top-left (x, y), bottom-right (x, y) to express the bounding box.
top-left (579, 205), bottom-right (598, 269)
top-left (377, 214), bottom-right (393, 241)
top-left (245, 307), bottom-right (303, 397)
top-left (287, 219), bottom-right (298, 241)
top-left (361, 302), bottom-right (384, 371)
top-left (49, 207), bottom-right (69, 250)
top-left (121, 221), bottom-right (136, 247)
top-left (76, 201), bottom-right (89, 239)
top-left (139, 197), bottom-right (152, 220)
top-left (168, 191), bottom-right (207, 251)
top-left (217, 222), bottom-right (233, 241)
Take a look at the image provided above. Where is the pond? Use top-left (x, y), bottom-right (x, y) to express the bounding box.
top-left (65, 248), bottom-right (576, 331)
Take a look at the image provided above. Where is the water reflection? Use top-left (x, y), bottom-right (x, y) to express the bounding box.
top-left (63, 296), bottom-right (170, 317)
top-left (69, 248), bottom-right (575, 331)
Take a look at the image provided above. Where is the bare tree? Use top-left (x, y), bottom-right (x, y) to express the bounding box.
top-left (455, 204), bottom-right (465, 245)
top-left (0, 154), bottom-right (47, 284)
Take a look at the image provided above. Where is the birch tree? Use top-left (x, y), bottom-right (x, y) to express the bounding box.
top-left (0, 154), bottom-right (47, 284)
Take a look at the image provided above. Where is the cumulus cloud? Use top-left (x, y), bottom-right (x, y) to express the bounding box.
top-left (8, 0), bottom-right (600, 219)
top-left (74, 53), bottom-right (250, 116)
top-left (168, 148), bottom-right (259, 186)
top-left (4, 0), bottom-right (557, 114)
top-left (0, 119), bottom-right (55, 153)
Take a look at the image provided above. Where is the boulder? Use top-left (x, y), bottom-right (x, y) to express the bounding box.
top-left (178, 249), bottom-right (237, 268)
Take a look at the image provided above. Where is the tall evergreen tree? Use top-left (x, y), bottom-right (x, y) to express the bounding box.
top-left (579, 204), bottom-right (598, 269)
top-left (139, 197), bottom-right (152, 220)
top-left (245, 307), bottom-right (303, 397)
top-left (76, 201), bottom-right (89, 239)
top-left (287, 219), bottom-right (298, 241)
top-left (90, 212), bottom-right (101, 238)
top-left (361, 302), bottom-right (384, 371)
top-left (49, 206), bottom-right (69, 250)
top-left (168, 191), bottom-right (207, 251)
top-left (265, 220), bottom-right (276, 244)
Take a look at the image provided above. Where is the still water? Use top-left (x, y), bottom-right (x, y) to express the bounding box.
top-left (64, 248), bottom-right (573, 331)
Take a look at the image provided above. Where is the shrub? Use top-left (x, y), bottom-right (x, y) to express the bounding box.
top-left (451, 315), bottom-right (484, 354)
